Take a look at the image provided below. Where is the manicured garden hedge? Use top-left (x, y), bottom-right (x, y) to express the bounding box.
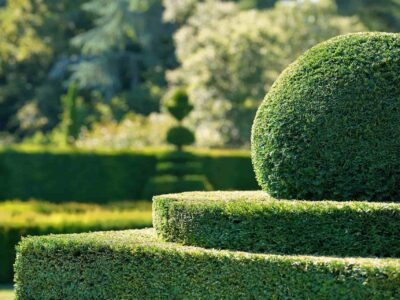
top-left (154, 191), bottom-right (400, 257)
top-left (15, 229), bottom-right (400, 299)
top-left (0, 147), bottom-right (257, 202)
top-left (0, 200), bottom-right (152, 283)
top-left (252, 32), bottom-right (400, 201)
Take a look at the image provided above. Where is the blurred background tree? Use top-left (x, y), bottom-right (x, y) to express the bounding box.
top-left (0, 0), bottom-right (397, 148)
top-left (168, 0), bottom-right (364, 146)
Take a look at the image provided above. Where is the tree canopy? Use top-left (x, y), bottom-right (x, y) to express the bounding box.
top-left (0, 0), bottom-right (398, 148)
top-left (169, 0), bottom-right (364, 146)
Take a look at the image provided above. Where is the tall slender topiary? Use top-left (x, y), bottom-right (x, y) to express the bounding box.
top-left (165, 88), bottom-right (195, 150)
top-left (252, 32), bottom-right (400, 201)
top-left (142, 88), bottom-right (212, 199)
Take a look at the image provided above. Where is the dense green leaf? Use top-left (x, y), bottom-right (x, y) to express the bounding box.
top-left (252, 32), bottom-right (400, 201)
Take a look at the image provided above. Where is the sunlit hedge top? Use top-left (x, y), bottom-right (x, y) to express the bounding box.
top-left (252, 32), bottom-right (400, 201)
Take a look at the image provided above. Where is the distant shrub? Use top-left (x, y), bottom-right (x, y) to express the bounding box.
top-left (165, 88), bottom-right (193, 121)
top-left (252, 32), bottom-right (400, 201)
top-left (166, 126), bottom-right (195, 149)
top-left (164, 88), bottom-right (195, 150)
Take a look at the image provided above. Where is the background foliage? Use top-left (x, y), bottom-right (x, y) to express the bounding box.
top-left (0, 0), bottom-right (397, 148)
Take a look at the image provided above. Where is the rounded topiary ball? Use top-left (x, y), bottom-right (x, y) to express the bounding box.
top-left (251, 32), bottom-right (400, 202)
top-left (167, 125), bottom-right (195, 149)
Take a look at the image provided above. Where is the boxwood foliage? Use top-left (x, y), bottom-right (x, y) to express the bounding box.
top-left (0, 200), bottom-right (152, 284)
top-left (252, 32), bottom-right (400, 201)
top-left (153, 191), bottom-right (400, 257)
top-left (15, 229), bottom-right (400, 300)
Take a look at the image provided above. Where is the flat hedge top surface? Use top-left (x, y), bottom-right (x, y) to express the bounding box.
top-left (15, 229), bottom-right (400, 299)
top-left (17, 228), bottom-right (399, 266)
top-left (252, 32), bottom-right (400, 202)
top-left (153, 191), bottom-right (400, 257)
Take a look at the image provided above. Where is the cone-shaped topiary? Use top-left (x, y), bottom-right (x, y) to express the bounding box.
top-left (252, 32), bottom-right (400, 201)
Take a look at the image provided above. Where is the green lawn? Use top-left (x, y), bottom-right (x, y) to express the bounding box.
top-left (0, 285), bottom-right (14, 300)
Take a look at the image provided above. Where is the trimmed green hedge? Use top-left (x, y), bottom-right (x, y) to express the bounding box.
top-left (0, 200), bottom-right (152, 284)
top-left (15, 229), bottom-right (400, 299)
top-left (153, 191), bottom-right (400, 257)
top-left (0, 147), bottom-right (257, 202)
top-left (252, 32), bottom-right (400, 201)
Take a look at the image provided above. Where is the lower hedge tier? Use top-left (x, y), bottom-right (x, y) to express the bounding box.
top-left (0, 200), bottom-right (152, 284)
top-left (15, 229), bottom-right (400, 299)
top-left (153, 192), bottom-right (400, 257)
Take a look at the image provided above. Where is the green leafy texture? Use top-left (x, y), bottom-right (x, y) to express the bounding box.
top-left (0, 147), bottom-right (257, 202)
top-left (170, 0), bottom-right (364, 147)
top-left (153, 191), bottom-right (400, 258)
top-left (70, 0), bottom-right (175, 100)
top-left (166, 126), bottom-right (195, 150)
top-left (336, 0), bottom-right (400, 31)
top-left (0, 0), bottom-right (92, 133)
top-left (0, 200), bottom-right (152, 283)
top-left (165, 88), bottom-right (193, 121)
top-left (15, 229), bottom-right (400, 299)
top-left (252, 32), bottom-right (400, 201)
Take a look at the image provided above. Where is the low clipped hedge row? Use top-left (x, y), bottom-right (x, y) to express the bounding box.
top-left (15, 229), bottom-right (400, 299)
top-left (0, 147), bottom-right (257, 202)
top-left (153, 192), bottom-right (400, 257)
top-left (0, 200), bottom-right (152, 283)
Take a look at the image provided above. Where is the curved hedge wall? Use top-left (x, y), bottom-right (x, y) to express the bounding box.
top-left (252, 32), bottom-right (400, 201)
top-left (15, 229), bottom-right (400, 299)
top-left (153, 192), bottom-right (400, 257)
